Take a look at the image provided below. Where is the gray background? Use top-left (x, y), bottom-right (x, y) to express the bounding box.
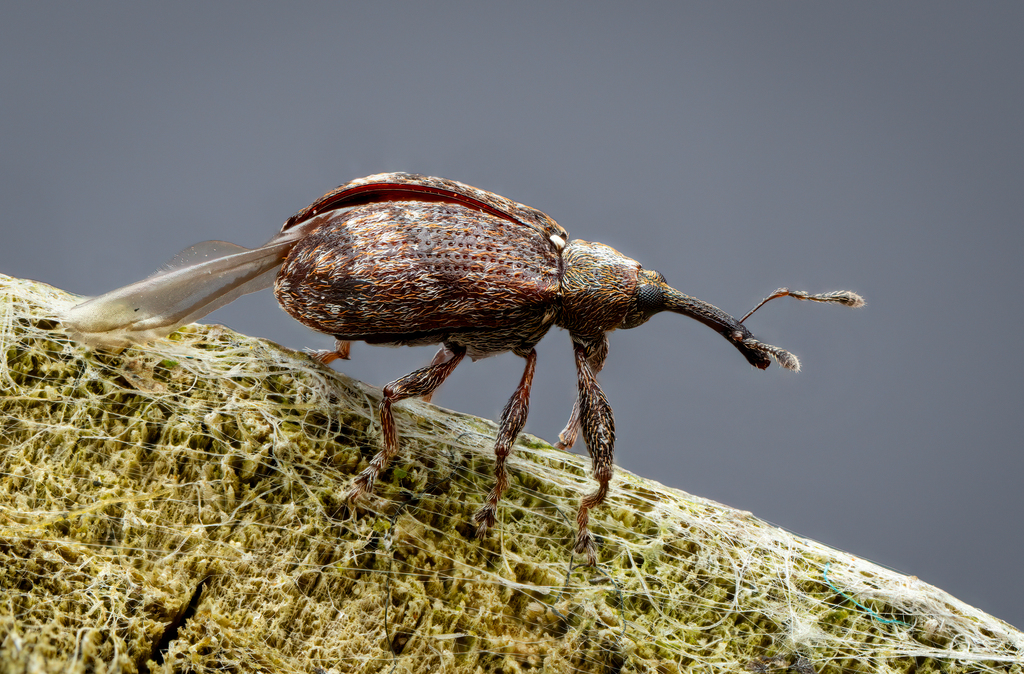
top-left (3, 2), bottom-right (1022, 628)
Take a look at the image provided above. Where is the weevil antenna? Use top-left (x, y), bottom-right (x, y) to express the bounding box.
top-left (740, 288), bottom-right (866, 323)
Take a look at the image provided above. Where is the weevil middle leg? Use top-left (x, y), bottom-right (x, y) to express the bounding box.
top-left (473, 348), bottom-right (538, 537)
top-left (348, 345), bottom-right (466, 500)
top-left (421, 344), bottom-right (458, 403)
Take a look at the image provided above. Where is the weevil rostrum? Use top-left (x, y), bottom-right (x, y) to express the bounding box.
top-left (63, 172), bottom-right (863, 563)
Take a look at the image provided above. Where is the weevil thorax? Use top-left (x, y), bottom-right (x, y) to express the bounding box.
top-left (555, 240), bottom-right (648, 336)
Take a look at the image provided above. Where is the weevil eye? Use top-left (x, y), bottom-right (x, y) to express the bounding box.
top-left (619, 277), bottom-right (666, 330)
top-left (635, 283), bottom-right (664, 313)
top-left (637, 269), bottom-right (667, 305)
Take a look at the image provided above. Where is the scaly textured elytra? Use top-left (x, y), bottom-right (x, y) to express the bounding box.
top-left (62, 172), bottom-right (864, 564)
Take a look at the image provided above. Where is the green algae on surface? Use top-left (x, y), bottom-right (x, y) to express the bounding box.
top-left (1, 273), bottom-right (1022, 674)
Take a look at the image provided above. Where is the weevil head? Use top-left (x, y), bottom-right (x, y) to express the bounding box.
top-left (557, 240), bottom-right (779, 369)
top-left (630, 275), bottom-right (775, 369)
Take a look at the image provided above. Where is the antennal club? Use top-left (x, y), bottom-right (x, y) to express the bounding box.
top-left (740, 288), bottom-right (865, 324)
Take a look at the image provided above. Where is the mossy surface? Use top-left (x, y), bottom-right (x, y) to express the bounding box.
top-left (1, 274), bottom-right (1022, 673)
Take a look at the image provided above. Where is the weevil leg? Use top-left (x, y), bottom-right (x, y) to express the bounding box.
top-left (473, 348), bottom-right (538, 537)
top-left (311, 339), bottom-right (352, 365)
top-left (569, 337), bottom-right (615, 565)
top-left (556, 401), bottom-right (581, 449)
top-left (555, 335), bottom-right (607, 450)
top-left (421, 344), bottom-right (456, 403)
top-left (348, 345), bottom-right (466, 500)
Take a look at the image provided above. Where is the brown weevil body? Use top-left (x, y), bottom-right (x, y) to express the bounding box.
top-left (64, 172), bottom-right (864, 563)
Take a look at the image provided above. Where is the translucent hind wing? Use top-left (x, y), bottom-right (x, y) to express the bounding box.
top-left (62, 212), bottom-right (334, 348)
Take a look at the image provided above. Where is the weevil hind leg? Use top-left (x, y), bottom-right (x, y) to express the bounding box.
top-left (311, 339), bottom-right (352, 365)
top-left (472, 348), bottom-right (538, 538)
top-left (348, 345), bottom-right (466, 501)
top-left (568, 337), bottom-right (615, 565)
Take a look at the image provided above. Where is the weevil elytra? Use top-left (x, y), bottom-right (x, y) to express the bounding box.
top-left (63, 172), bottom-right (864, 563)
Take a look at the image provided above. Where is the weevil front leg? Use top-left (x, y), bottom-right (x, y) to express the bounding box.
top-left (569, 337), bottom-right (616, 565)
top-left (348, 344), bottom-right (466, 500)
top-left (555, 335), bottom-right (608, 450)
top-left (473, 348), bottom-right (538, 537)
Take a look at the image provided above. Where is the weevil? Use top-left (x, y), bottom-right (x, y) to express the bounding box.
top-left (63, 172), bottom-right (863, 563)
